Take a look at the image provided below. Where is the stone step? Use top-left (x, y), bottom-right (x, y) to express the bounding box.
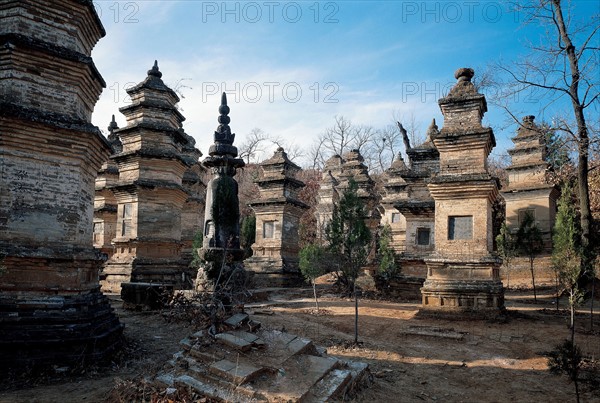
top-left (209, 358), bottom-right (265, 384)
top-left (261, 354), bottom-right (340, 401)
top-left (188, 345), bottom-right (226, 364)
top-left (175, 374), bottom-right (254, 402)
top-left (223, 313), bottom-right (249, 329)
top-left (301, 368), bottom-right (352, 403)
top-left (189, 362), bottom-right (264, 400)
top-left (215, 331), bottom-right (264, 352)
top-left (344, 360), bottom-right (372, 396)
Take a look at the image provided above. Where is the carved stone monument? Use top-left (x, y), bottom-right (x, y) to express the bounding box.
top-left (196, 93), bottom-right (247, 303)
top-left (421, 68), bottom-right (504, 313)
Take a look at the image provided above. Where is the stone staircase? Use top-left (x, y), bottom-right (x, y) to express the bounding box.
top-left (156, 313), bottom-right (371, 402)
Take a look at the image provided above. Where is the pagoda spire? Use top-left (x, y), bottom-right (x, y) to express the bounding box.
top-left (147, 60), bottom-right (162, 78)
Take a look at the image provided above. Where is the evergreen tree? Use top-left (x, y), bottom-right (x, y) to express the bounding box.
top-left (516, 211), bottom-right (543, 302)
top-left (326, 179), bottom-right (371, 344)
top-left (240, 215), bottom-right (256, 259)
top-left (552, 183), bottom-right (584, 338)
top-left (377, 224), bottom-right (398, 280)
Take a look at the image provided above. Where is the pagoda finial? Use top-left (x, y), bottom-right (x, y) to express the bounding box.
top-left (454, 67), bottom-right (474, 82)
top-left (214, 92), bottom-right (234, 145)
top-left (108, 114), bottom-right (119, 134)
top-left (426, 118), bottom-right (438, 136)
top-left (147, 60), bottom-right (162, 78)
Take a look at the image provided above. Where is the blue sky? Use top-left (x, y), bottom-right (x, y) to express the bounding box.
top-left (90, 1), bottom-right (599, 166)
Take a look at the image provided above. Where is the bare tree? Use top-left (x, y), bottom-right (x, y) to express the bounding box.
top-left (270, 136), bottom-right (305, 163)
top-left (238, 128), bottom-right (270, 164)
top-left (307, 136), bottom-right (326, 170)
top-left (497, 0), bottom-right (599, 271)
top-left (371, 124), bottom-right (404, 173)
top-left (312, 116), bottom-right (381, 171)
top-left (320, 115), bottom-right (356, 157)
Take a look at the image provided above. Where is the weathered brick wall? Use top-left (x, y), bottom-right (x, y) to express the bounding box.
top-left (434, 197), bottom-right (492, 257)
top-left (1, 120), bottom-right (106, 248)
top-left (500, 256), bottom-right (555, 287)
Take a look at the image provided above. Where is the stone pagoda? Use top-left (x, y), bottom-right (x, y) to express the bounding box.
top-left (93, 116), bottom-right (122, 259)
top-left (315, 155), bottom-right (343, 240)
top-left (246, 147), bottom-right (309, 287)
top-left (195, 93), bottom-right (247, 302)
top-left (101, 62), bottom-right (198, 293)
top-left (0, 0), bottom-right (123, 370)
top-left (381, 154), bottom-right (410, 252)
top-left (422, 68), bottom-right (504, 312)
top-left (394, 122), bottom-right (440, 279)
top-left (502, 115), bottom-right (559, 251)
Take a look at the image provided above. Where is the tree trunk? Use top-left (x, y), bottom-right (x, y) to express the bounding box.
top-left (313, 282), bottom-right (320, 313)
top-left (570, 291), bottom-right (575, 344)
top-left (354, 281), bottom-right (359, 345)
top-left (555, 268), bottom-right (560, 311)
top-left (591, 275), bottom-right (595, 331)
top-left (530, 256), bottom-right (537, 302)
top-left (551, 0), bottom-right (593, 272)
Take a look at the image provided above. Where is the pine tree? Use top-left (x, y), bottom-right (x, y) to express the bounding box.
top-left (377, 224), bottom-right (397, 280)
top-left (326, 179), bottom-right (371, 344)
top-left (240, 215), bottom-right (256, 259)
top-left (552, 183), bottom-right (583, 338)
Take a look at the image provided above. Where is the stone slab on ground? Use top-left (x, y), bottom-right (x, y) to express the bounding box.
top-left (175, 374), bottom-right (252, 401)
top-left (401, 326), bottom-right (465, 340)
top-left (261, 354), bottom-right (340, 401)
top-left (224, 313), bottom-right (249, 328)
top-left (158, 324), bottom-right (371, 402)
top-left (302, 368), bottom-right (352, 403)
top-left (215, 332), bottom-right (252, 352)
top-left (209, 359), bottom-right (265, 384)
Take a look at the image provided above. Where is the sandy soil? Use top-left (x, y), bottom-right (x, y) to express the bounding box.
top-left (1, 288), bottom-right (599, 403)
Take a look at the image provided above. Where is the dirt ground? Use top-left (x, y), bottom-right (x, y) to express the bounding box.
top-left (1, 285), bottom-right (599, 403)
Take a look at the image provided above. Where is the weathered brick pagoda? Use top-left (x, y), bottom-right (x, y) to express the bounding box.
top-left (246, 147), bottom-right (309, 286)
top-left (100, 62), bottom-right (200, 293)
top-left (502, 115), bottom-right (559, 252)
top-left (421, 68), bottom-right (504, 312)
top-left (93, 116), bottom-right (121, 259)
top-left (0, 0), bottom-right (123, 369)
top-left (394, 122), bottom-right (440, 279)
top-left (381, 153), bottom-right (410, 252)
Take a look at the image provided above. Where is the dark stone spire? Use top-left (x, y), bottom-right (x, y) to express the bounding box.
top-left (107, 114), bottom-right (118, 134)
top-left (147, 60), bottom-right (162, 78)
top-left (107, 114), bottom-right (122, 152)
top-left (214, 92), bottom-right (234, 145)
top-left (206, 93), bottom-right (243, 162)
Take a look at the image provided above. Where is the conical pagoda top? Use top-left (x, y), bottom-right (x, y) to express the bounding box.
top-left (147, 60), bottom-right (162, 78)
top-left (442, 67), bottom-right (483, 101)
top-left (419, 118), bottom-right (438, 148)
top-left (107, 114), bottom-right (118, 134)
top-left (214, 92), bottom-right (234, 145)
top-left (205, 93), bottom-right (244, 167)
